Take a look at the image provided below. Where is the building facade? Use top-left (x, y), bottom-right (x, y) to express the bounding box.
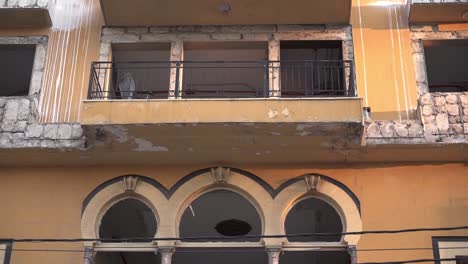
top-left (0, 0), bottom-right (468, 264)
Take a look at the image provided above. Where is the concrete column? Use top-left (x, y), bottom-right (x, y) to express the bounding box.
top-left (268, 40), bottom-right (281, 97)
top-left (169, 40), bottom-right (184, 99)
top-left (83, 247), bottom-right (95, 264)
top-left (348, 245), bottom-right (357, 264)
top-left (266, 248), bottom-right (281, 264)
top-left (160, 247), bottom-right (175, 264)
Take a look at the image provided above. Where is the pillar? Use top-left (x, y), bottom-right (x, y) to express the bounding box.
top-left (267, 247), bottom-right (281, 264)
top-left (268, 40), bottom-right (281, 97)
top-left (169, 40), bottom-right (184, 99)
top-left (83, 247), bottom-right (95, 264)
top-left (160, 247), bottom-right (175, 264)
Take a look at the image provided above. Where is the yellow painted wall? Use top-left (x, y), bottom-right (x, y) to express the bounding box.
top-left (0, 164), bottom-right (467, 263)
top-left (0, 0), bottom-right (462, 122)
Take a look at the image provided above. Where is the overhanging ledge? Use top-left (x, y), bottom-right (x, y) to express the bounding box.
top-left (80, 98), bottom-right (363, 125)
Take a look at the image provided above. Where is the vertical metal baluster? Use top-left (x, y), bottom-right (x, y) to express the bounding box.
top-left (263, 61), bottom-right (268, 98)
top-left (175, 61), bottom-right (181, 99)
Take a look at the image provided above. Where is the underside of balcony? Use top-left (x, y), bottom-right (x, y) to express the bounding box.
top-left (409, 0), bottom-right (468, 24)
top-left (99, 0), bottom-right (352, 26)
top-left (0, 0), bottom-right (53, 28)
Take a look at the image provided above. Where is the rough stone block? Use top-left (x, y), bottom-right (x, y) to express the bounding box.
top-left (36, 0), bottom-right (49, 8)
top-left (15, 121), bottom-right (27, 132)
top-left (149, 27), bottom-right (171, 33)
top-left (0, 133), bottom-right (12, 145)
top-left (57, 124), bottom-right (72, 139)
top-left (450, 124), bottom-right (464, 135)
top-left (17, 99), bottom-right (30, 120)
top-left (394, 123), bottom-right (409, 137)
top-left (435, 114), bottom-right (449, 133)
top-left (0, 98), bottom-right (6, 108)
top-left (424, 123), bottom-right (438, 136)
top-left (408, 122), bottom-right (424, 137)
top-left (127, 27), bottom-right (148, 34)
top-left (448, 116), bottom-right (461, 124)
top-left (25, 124), bottom-right (43, 138)
top-left (464, 123), bottom-right (468, 134)
top-left (26, 140), bottom-right (42, 148)
top-left (423, 116), bottom-right (434, 124)
top-left (446, 94), bottom-right (458, 104)
top-left (102, 27), bottom-right (126, 35)
top-left (3, 100), bottom-right (19, 122)
top-left (71, 124), bottom-right (84, 139)
top-left (461, 95), bottom-right (468, 107)
top-left (447, 104), bottom-right (460, 116)
top-left (464, 107), bottom-right (468, 116)
top-left (43, 124), bottom-right (58, 139)
top-left (422, 105), bottom-right (432, 116)
top-left (40, 140), bottom-right (55, 148)
top-left (210, 33), bottom-right (241, 40)
top-left (381, 122), bottom-right (395, 137)
top-left (463, 115), bottom-right (468, 123)
top-left (434, 96), bottom-right (446, 106)
top-left (366, 123), bottom-right (381, 137)
top-left (435, 105), bottom-right (447, 114)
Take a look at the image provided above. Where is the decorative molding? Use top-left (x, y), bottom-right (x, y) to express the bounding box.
top-left (210, 166), bottom-right (231, 184)
top-left (123, 176), bottom-right (139, 192)
top-left (304, 174), bottom-right (321, 192)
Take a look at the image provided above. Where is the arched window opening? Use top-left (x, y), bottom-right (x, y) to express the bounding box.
top-left (285, 197), bottom-right (343, 242)
top-left (179, 189), bottom-right (262, 242)
top-left (99, 198), bottom-right (157, 241)
top-left (94, 252), bottom-right (161, 264)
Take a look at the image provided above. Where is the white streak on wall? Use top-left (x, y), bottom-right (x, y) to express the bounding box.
top-left (356, 0), bottom-right (369, 106)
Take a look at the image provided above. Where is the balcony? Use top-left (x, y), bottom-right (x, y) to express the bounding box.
top-left (409, 0), bottom-right (468, 24)
top-left (82, 60), bottom-right (361, 123)
top-left (0, 0), bottom-right (53, 28)
top-left (80, 59), bottom-right (362, 162)
top-left (99, 0), bottom-right (352, 26)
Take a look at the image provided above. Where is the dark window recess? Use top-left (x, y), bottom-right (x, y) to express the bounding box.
top-left (179, 189), bottom-right (262, 242)
top-left (457, 256), bottom-right (468, 264)
top-left (215, 219), bottom-right (252, 236)
top-left (0, 44), bottom-right (35, 97)
top-left (173, 248), bottom-right (268, 264)
top-left (95, 252), bottom-right (161, 264)
top-left (99, 198), bottom-right (157, 241)
top-left (424, 40), bottom-right (468, 93)
top-left (285, 197), bottom-right (343, 242)
top-left (280, 40), bottom-right (345, 97)
top-left (280, 250), bottom-right (350, 264)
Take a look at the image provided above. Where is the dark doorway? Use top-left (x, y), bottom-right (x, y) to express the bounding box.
top-left (280, 41), bottom-right (346, 97)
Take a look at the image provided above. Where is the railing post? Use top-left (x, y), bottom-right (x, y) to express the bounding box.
top-left (174, 61), bottom-right (181, 99)
top-left (87, 63), bottom-right (95, 99)
top-left (263, 61), bottom-right (269, 98)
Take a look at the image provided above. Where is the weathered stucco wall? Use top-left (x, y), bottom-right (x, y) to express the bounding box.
top-left (0, 164), bottom-right (467, 263)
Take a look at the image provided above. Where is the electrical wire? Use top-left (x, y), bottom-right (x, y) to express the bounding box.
top-left (6, 225), bottom-right (468, 243)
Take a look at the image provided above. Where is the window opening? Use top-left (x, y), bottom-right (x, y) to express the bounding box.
top-left (182, 41), bottom-right (268, 98)
top-left (285, 197), bottom-right (343, 242)
top-left (179, 189), bottom-right (262, 242)
top-left (424, 40), bottom-right (468, 93)
top-left (0, 44), bottom-right (35, 97)
top-left (99, 198), bottom-right (157, 241)
top-left (457, 256), bottom-right (468, 264)
top-left (280, 41), bottom-right (346, 97)
top-left (110, 43), bottom-right (171, 99)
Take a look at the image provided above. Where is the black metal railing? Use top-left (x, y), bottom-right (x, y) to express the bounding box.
top-left (88, 60), bottom-right (355, 100)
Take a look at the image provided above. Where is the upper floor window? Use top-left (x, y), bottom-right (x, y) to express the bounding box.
top-left (0, 44), bottom-right (36, 97)
top-left (0, 240), bottom-right (12, 264)
top-left (424, 40), bottom-right (468, 93)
